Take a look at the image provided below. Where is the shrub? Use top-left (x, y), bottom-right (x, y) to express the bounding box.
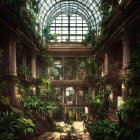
top-left (0, 111), bottom-right (35, 140)
top-left (88, 119), bottom-right (117, 140)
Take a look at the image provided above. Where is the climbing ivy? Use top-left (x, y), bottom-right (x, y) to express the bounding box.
top-left (87, 56), bottom-right (97, 80)
top-left (89, 47), bottom-right (140, 140)
top-left (42, 26), bottom-right (58, 43)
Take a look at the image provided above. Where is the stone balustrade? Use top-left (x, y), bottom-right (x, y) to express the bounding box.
top-left (47, 42), bottom-right (90, 47)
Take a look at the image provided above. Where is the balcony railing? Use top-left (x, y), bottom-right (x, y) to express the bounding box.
top-left (47, 42), bottom-right (90, 47)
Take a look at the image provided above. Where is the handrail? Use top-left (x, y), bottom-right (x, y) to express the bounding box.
top-left (47, 42), bottom-right (90, 47)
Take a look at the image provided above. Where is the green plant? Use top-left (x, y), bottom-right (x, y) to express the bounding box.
top-left (50, 64), bottom-right (62, 80)
top-left (87, 56), bottom-right (97, 80)
top-left (0, 80), bottom-right (7, 95)
top-left (89, 79), bottom-right (111, 121)
top-left (83, 29), bottom-right (96, 46)
top-left (37, 75), bottom-right (52, 101)
top-left (38, 45), bottom-right (53, 66)
top-left (100, 1), bottom-right (113, 29)
top-left (67, 130), bottom-right (72, 137)
top-left (17, 65), bottom-right (32, 76)
top-left (21, 95), bottom-right (60, 114)
top-left (89, 48), bottom-right (140, 140)
top-left (51, 123), bottom-right (63, 132)
top-left (18, 83), bottom-right (32, 96)
top-left (0, 111), bottom-right (35, 140)
top-left (65, 121), bottom-right (73, 126)
top-left (88, 119), bottom-right (117, 140)
top-left (42, 26), bottom-right (57, 43)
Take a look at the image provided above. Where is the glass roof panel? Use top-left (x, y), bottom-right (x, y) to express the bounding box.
top-left (36, 0), bottom-right (101, 34)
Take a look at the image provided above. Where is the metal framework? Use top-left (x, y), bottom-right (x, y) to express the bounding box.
top-left (37, 0), bottom-right (102, 42)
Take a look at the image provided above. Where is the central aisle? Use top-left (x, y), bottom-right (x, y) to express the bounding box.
top-left (37, 121), bottom-right (92, 140)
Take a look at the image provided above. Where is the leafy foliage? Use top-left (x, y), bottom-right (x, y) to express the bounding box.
top-left (38, 45), bottom-right (53, 66)
top-left (37, 75), bottom-right (51, 95)
top-left (118, 98), bottom-right (140, 122)
top-left (88, 119), bottom-right (134, 140)
top-left (87, 56), bottom-right (97, 80)
top-left (89, 119), bottom-right (117, 140)
top-left (50, 64), bottom-right (62, 80)
top-left (100, 1), bottom-right (113, 29)
top-left (0, 111), bottom-right (35, 140)
top-left (83, 29), bottom-right (96, 46)
top-left (17, 65), bottom-right (32, 76)
top-left (0, 80), bottom-right (7, 95)
top-left (42, 26), bottom-right (57, 43)
top-left (51, 123), bottom-right (64, 132)
top-left (21, 96), bottom-right (60, 114)
top-left (89, 92), bottom-right (110, 121)
top-left (67, 130), bottom-right (72, 137)
top-left (18, 83), bottom-right (32, 96)
top-left (89, 48), bottom-right (140, 140)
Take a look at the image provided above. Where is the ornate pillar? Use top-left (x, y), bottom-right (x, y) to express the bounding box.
top-left (92, 88), bottom-right (95, 99)
top-left (8, 34), bottom-right (21, 106)
top-left (122, 83), bottom-right (127, 101)
top-left (122, 36), bottom-right (130, 69)
top-left (31, 54), bottom-right (36, 78)
top-left (88, 107), bottom-right (90, 121)
top-left (31, 54), bottom-right (36, 95)
top-left (104, 53), bottom-right (109, 75)
top-left (9, 34), bottom-right (17, 76)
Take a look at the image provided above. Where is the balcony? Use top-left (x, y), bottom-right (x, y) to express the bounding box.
top-left (47, 42), bottom-right (89, 47)
top-left (47, 42), bottom-right (92, 58)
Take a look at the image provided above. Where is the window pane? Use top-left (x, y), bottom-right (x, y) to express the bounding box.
top-left (49, 14), bottom-right (88, 42)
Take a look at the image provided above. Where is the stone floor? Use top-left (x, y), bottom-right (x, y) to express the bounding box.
top-left (37, 121), bottom-right (92, 140)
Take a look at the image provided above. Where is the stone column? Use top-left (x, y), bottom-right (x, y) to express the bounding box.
top-left (104, 53), bottom-right (109, 75)
top-left (92, 88), bottom-right (95, 99)
top-left (31, 54), bottom-right (36, 78)
top-left (13, 85), bottom-right (21, 107)
top-left (9, 34), bottom-right (17, 76)
top-left (122, 36), bottom-right (130, 69)
top-left (31, 54), bottom-right (36, 95)
top-left (8, 34), bottom-right (21, 107)
top-left (88, 107), bottom-right (90, 121)
top-left (122, 83), bottom-right (127, 101)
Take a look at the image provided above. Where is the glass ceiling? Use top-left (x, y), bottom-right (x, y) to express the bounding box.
top-left (36, 0), bottom-right (102, 42)
top-left (37, 0), bottom-right (101, 31)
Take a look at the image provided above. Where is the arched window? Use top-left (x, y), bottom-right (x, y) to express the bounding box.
top-left (50, 14), bottom-right (88, 42)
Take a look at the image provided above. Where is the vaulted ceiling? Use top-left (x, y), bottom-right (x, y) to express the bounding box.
top-left (37, 0), bottom-right (102, 33)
